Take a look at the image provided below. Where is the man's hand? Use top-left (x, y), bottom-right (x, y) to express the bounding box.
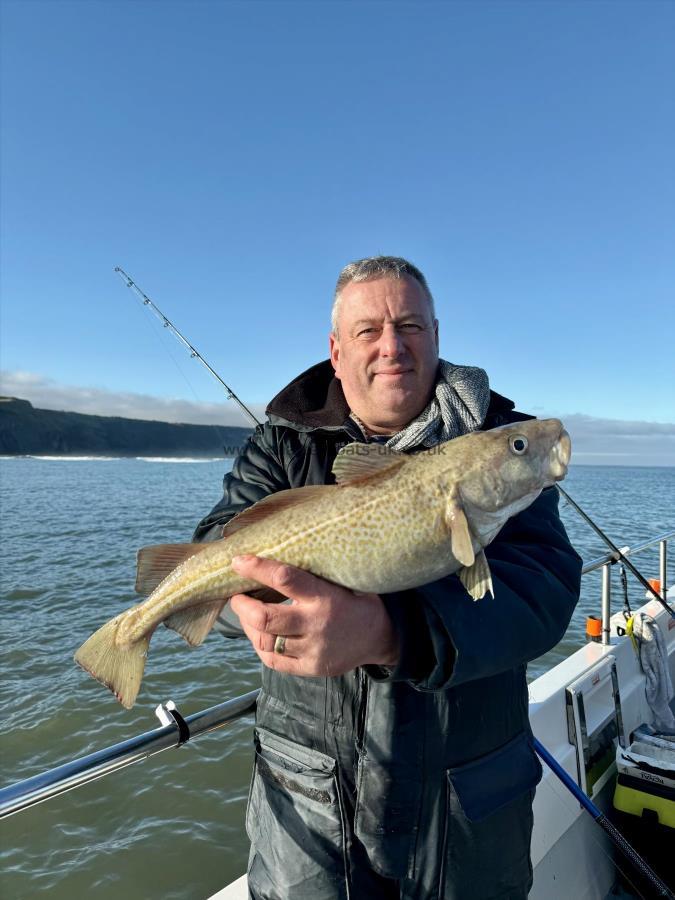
top-left (230, 555), bottom-right (400, 676)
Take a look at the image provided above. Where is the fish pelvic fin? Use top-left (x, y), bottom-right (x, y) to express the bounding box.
top-left (74, 615), bottom-right (151, 709)
top-left (164, 599), bottom-right (226, 646)
top-left (136, 543), bottom-right (212, 595)
top-left (459, 550), bottom-right (494, 601)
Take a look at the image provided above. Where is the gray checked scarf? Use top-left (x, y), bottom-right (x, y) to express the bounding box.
top-left (352, 359), bottom-right (491, 452)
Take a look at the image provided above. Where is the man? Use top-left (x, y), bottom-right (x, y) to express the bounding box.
top-left (194, 256), bottom-right (581, 899)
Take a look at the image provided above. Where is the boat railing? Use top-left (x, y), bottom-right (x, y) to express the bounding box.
top-left (1, 531), bottom-right (672, 821)
top-left (580, 529), bottom-right (673, 646)
top-left (0, 690), bottom-right (260, 820)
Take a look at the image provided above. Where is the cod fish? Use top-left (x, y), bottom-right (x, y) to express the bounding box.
top-left (75, 418), bottom-right (571, 708)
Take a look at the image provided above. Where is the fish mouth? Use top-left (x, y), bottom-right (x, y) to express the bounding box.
top-left (549, 429), bottom-right (571, 480)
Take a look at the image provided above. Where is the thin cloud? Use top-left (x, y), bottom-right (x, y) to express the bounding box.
top-left (0, 370), bottom-right (264, 427)
top-left (543, 413), bottom-right (675, 467)
top-left (554, 413), bottom-right (675, 437)
top-left (2, 371), bottom-right (673, 465)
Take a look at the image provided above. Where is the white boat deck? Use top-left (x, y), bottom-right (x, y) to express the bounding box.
top-left (210, 876), bottom-right (247, 899)
top-left (529, 593), bottom-right (674, 898)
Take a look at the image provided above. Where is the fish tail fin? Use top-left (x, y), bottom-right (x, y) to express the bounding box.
top-left (74, 615), bottom-right (151, 709)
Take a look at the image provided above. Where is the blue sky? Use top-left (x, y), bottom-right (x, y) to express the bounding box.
top-left (1, 0), bottom-right (673, 464)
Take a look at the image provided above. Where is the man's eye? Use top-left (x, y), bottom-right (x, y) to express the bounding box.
top-left (399, 323), bottom-right (422, 331)
top-left (357, 328), bottom-right (378, 337)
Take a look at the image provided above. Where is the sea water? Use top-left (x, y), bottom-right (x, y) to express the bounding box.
top-left (0, 458), bottom-right (672, 899)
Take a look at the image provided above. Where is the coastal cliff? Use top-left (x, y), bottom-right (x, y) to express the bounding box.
top-left (0, 397), bottom-right (252, 457)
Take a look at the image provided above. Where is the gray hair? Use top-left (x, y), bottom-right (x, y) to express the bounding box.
top-left (331, 255), bottom-right (435, 335)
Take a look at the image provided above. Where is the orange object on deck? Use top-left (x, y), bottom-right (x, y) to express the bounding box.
top-left (586, 616), bottom-right (602, 641)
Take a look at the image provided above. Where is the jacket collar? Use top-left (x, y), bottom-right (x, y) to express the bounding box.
top-left (265, 359), bottom-right (518, 433)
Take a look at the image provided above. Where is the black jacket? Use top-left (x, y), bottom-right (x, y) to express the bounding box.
top-left (194, 360), bottom-right (582, 882)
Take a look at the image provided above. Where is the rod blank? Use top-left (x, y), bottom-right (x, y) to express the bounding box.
top-left (534, 738), bottom-right (674, 899)
top-left (114, 267), bottom-right (261, 428)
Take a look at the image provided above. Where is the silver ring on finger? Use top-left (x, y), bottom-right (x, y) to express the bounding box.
top-left (273, 634), bottom-right (287, 655)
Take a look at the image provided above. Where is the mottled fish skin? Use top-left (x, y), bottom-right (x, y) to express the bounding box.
top-left (75, 418), bottom-right (571, 707)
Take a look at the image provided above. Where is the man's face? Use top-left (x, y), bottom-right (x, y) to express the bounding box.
top-left (329, 275), bottom-right (439, 434)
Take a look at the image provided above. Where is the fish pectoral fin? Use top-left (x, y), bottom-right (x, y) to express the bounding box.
top-left (459, 551), bottom-right (494, 601)
top-left (445, 501), bottom-right (475, 568)
top-left (135, 543), bottom-right (212, 595)
top-left (331, 442), bottom-right (406, 485)
top-left (164, 599), bottom-right (226, 646)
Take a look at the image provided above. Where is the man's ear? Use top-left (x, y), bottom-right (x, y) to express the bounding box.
top-left (434, 319), bottom-right (439, 351)
top-left (329, 332), bottom-right (341, 379)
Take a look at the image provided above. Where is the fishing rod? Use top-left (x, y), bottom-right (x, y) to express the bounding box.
top-left (114, 267), bottom-right (262, 429)
top-left (534, 738), bottom-right (674, 899)
top-left (557, 485), bottom-right (674, 620)
top-left (111, 272), bottom-right (671, 618)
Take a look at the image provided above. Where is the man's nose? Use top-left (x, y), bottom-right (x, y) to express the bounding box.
top-left (379, 324), bottom-right (405, 357)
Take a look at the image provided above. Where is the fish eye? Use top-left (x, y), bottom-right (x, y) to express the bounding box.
top-left (509, 435), bottom-right (528, 455)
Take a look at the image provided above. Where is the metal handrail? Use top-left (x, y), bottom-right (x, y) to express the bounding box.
top-left (0, 689), bottom-right (260, 820)
top-left (581, 530), bottom-right (674, 575)
top-left (579, 530), bottom-right (673, 646)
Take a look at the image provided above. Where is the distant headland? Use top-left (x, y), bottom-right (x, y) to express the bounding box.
top-left (0, 397), bottom-right (252, 458)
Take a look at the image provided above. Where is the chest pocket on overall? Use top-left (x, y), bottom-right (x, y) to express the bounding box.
top-left (246, 727), bottom-right (349, 900)
top-left (440, 731), bottom-right (543, 898)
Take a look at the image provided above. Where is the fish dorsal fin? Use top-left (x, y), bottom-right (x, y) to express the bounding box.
top-left (221, 485), bottom-right (331, 538)
top-left (331, 442), bottom-right (406, 485)
top-left (135, 543), bottom-right (211, 596)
